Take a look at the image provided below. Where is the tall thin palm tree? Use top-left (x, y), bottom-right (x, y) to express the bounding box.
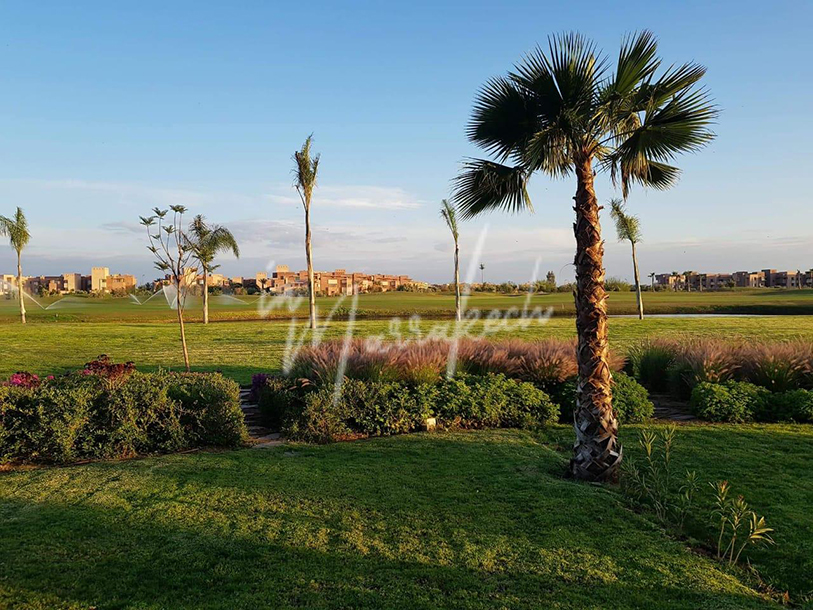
top-left (479, 263), bottom-right (485, 285)
top-left (294, 135), bottom-right (320, 330)
top-left (453, 31), bottom-right (716, 481)
top-left (0, 207), bottom-right (31, 324)
top-left (609, 199), bottom-right (644, 319)
top-left (440, 199), bottom-right (462, 321)
top-left (188, 215), bottom-right (240, 325)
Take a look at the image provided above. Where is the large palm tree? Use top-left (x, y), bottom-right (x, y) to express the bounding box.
top-left (294, 135), bottom-right (320, 330)
top-left (453, 32), bottom-right (716, 481)
top-left (440, 199), bottom-right (462, 321)
top-left (188, 215), bottom-right (240, 325)
top-left (0, 207), bottom-right (31, 324)
top-left (609, 198), bottom-right (644, 319)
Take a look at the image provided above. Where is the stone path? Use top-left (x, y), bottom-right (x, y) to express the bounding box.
top-left (239, 388), bottom-right (284, 448)
top-left (650, 393), bottom-right (697, 422)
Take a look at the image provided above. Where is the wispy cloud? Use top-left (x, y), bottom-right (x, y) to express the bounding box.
top-left (267, 184), bottom-right (424, 210)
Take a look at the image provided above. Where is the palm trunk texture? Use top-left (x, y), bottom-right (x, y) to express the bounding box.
top-left (203, 267), bottom-right (209, 325)
top-left (454, 242), bottom-right (461, 321)
top-left (569, 158), bottom-right (621, 482)
top-left (305, 205), bottom-right (316, 330)
top-left (631, 242), bottom-right (644, 320)
top-left (17, 252), bottom-right (26, 324)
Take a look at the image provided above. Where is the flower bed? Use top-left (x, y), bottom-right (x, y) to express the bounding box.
top-left (0, 357), bottom-right (247, 464)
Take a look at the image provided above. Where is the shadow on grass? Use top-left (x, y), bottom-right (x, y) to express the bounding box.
top-left (0, 430), bottom-right (776, 609)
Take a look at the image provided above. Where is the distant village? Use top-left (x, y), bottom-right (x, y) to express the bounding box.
top-left (655, 269), bottom-right (813, 291)
top-left (0, 264), bottom-right (427, 297)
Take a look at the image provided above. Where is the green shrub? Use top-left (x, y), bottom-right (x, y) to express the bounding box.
top-left (167, 373), bottom-right (246, 446)
top-left (258, 373), bottom-right (558, 443)
top-left (552, 372), bottom-right (653, 424)
top-left (689, 381), bottom-right (768, 423)
top-left (92, 372), bottom-right (184, 457)
top-left (755, 389), bottom-right (813, 423)
top-left (0, 371), bottom-right (247, 464)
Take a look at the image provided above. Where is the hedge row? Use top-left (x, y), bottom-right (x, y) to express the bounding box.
top-left (0, 371), bottom-right (247, 464)
top-left (256, 371), bottom-right (653, 443)
top-left (690, 381), bottom-right (813, 423)
top-left (257, 373), bottom-right (559, 443)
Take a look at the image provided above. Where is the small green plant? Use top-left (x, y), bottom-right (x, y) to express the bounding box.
top-left (622, 425), bottom-right (688, 525)
top-left (711, 481), bottom-right (775, 565)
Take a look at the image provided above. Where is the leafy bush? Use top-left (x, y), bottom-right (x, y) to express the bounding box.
top-left (167, 372), bottom-right (246, 447)
top-left (552, 372), bottom-right (653, 424)
top-left (753, 389), bottom-right (813, 423)
top-left (689, 381), bottom-right (768, 423)
top-left (0, 369), bottom-right (247, 464)
top-left (256, 373), bottom-right (557, 443)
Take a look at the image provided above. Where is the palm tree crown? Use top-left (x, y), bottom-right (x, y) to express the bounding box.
top-left (440, 199), bottom-right (459, 242)
top-left (0, 207), bottom-right (31, 254)
top-left (294, 135), bottom-right (320, 208)
top-left (609, 199), bottom-right (641, 244)
top-left (454, 31), bottom-right (717, 216)
top-left (188, 215), bottom-right (240, 271)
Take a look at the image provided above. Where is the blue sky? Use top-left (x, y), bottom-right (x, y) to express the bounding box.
top-left (1, 0), bottom-right (811, 285)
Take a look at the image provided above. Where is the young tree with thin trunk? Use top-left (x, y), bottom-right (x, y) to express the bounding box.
top-left (440, 199), bottom-right (462, 321)
top-left (294, 135), bottom-right (320, 330)
top-left (0, 207), bottom-right (31, 324)
top-left (187, 215), bottom-right (240, 325)
top-left (140, 206), bottom-right (193, 371)
top-left (453, 31), bottom-right (716, 482)
top-left (479, 263), bottom-right (485, 285)
top-left (610, 198), bottom-right (644, 319)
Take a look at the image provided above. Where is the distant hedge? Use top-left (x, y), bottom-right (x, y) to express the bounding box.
top-left (256, 373), bottom-right (558, 443)
top-left (0, 370), bottom-right (247, 464)
top-left (552, 371), bottom-right (654, 424)
top-left (691, 380), bottom-right (813, 424)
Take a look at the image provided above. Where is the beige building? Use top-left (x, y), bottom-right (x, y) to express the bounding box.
top-left (91, 267), bottom-right (110, 292)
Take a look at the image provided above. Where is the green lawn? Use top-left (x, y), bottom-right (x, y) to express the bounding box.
top-left (3, 315), bottom-right (813, 384)
top-left (4, 425), bottom-right (810, 609)
top-left (4, 288), bottom-right (813, 323)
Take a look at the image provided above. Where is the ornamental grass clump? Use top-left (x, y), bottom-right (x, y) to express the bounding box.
top-left (285, 338), bottom-right (625, 389)
top-left (737, 340), bottom-right (812, 392)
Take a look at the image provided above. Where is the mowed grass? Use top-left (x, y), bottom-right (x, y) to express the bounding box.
top-left (3, 316), bottom-right (813, 384)
top-left (4, 288), bottom-right (813, 323)
top-left (4, 426), bottom-right (808, 609)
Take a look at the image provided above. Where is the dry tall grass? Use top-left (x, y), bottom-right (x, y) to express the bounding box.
top-left (286, 338), bottom-right (626, 387)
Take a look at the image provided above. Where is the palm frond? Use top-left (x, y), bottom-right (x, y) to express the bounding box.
top-left (440, 199), bottom-right (459, 240)
top-left (452, 159), bottom-right (532, 219)
top-left (294, 134), bottom-right (320, 207)
top-left (0, 207), bottom-right (31, 253)
top-left (467, 76), bottom-right (543, 162)
top-left (609, 198), bottom-right (642, 243)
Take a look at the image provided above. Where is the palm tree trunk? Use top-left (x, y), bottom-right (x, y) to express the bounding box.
top-left (569, 157), bottom-right (621, 482)
top-left (176, 275), bottom-right (190, 371)
top-left (454, 241), bottom-right (461, 321)
top-left (17, 251), bottom-right (26, 325)
top-left (631, 242), bottom-right (643, 320)
top-left (304, 204), bottom-right (316, 330)
top-left (202, 267), bottom-right (209, 325)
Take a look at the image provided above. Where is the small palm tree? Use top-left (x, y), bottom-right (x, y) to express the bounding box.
top-left (440, 199), bottom-right (462, 321)
top-left (0, 207), bottom-right (31, 324)
top-left (648, 272), bottom-right (656, 291)
top-left (294, 135), bottom-right (320, 330)
top-left (610, 199), bottom-right (644, 319)
top-left (453, 31), bottom-right (716, 481)
top-left (187, 215), bottom-right (240, 325)
top-left (479, 263), bottom-right (485, 285)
